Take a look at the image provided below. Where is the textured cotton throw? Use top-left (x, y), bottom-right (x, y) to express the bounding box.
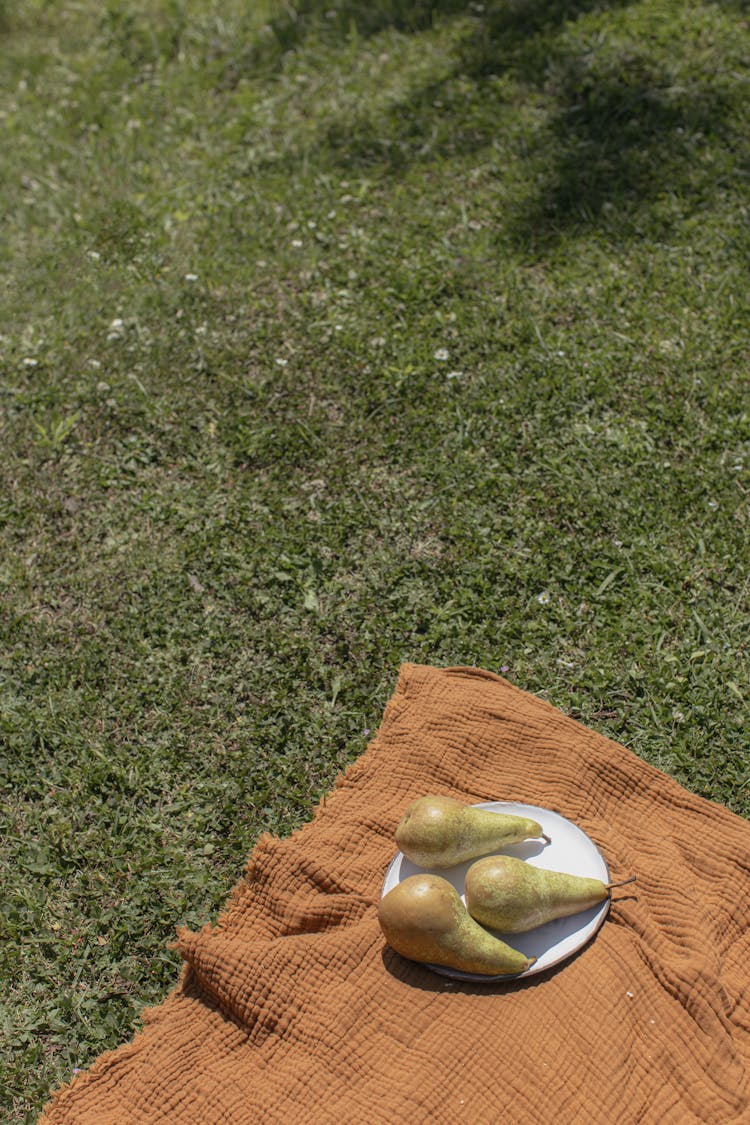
top-left (41, 663), bottom-right (750, 1123)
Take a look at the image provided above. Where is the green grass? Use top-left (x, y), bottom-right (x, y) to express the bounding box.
top-left (1, 0), bottom-right (748, 1117)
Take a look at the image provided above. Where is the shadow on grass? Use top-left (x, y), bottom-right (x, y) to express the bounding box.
top-left (240, 0), bottom-right (629, 64)
top-left (239, 0), bottom-right (468, 64)
top-left (511, 58), bottom-right (736, 248)
top-left (230, 0), bottom-right (744, 250)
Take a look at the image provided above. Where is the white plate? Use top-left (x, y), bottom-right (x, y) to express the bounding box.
top-left (381, 801), bottom-right (610, 983)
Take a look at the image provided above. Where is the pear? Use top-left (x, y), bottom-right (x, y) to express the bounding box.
top-left (464, 855), bottom-right (635, 933)
top-left (378, 873), bottom-right (534, 976)
top-left (394, 794), bottom-right (550, 869)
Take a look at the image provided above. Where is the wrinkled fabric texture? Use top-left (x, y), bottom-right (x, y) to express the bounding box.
top-left (41, 663), bottom-right (750, 1123)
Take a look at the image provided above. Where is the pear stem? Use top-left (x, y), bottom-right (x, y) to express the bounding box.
top-left (607, 874), bottom-right (637, 891)
top-left (541, 833), bottom-right (552, 844)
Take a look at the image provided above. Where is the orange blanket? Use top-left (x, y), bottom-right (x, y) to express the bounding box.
top-left (41, 664), bottom-right (750, 1123)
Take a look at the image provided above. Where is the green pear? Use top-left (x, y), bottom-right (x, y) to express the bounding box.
top-left (378, 873), bottom-right (534, 976)
top-left (464, 855), bottom-right (635, 933)
top-left (394, 794), bottom-right (550, 869)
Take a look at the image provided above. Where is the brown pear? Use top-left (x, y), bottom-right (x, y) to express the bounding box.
top-left (378, 873), bottom-right (534, 976)
top-left (465, 855), bottom-right (635, 933)
top-left (394, 794), bottom-right (549, 869)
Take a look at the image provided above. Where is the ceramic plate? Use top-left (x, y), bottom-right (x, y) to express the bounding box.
top-left (381, 801), bottom-right (610, 983)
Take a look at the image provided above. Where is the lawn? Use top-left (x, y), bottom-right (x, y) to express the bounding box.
top-left (1, 0), bottom-right (748, 1118)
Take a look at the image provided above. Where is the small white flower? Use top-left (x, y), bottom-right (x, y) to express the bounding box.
top-left (672, 710), bottom-right (685, 723)
top-left (184, 273), bottom-right (198, 282)
top-left (107, 317), bottom-right (125, 342)
top-left (23, 357), bottom-right (38, 366)
top-left (291, 239), bottom-right (303, 248)
top-left (88, 250), bottom-right (101, 261)
top-left (334, 324), bottom-right (343, 332)
top-left (537, 590), bottom-right (551, 605)
top-left (708, 500), bottom-right (718, 509)
top-left (446, 370), bottom-right (464, 379)
top-left (434, 348), bottom-right (450, 361)
top-left (275, 357), bottom-right (288, 367)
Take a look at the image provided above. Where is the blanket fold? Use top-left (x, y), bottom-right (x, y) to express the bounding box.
top-left (41, 663), bottom-right (750, 1123)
